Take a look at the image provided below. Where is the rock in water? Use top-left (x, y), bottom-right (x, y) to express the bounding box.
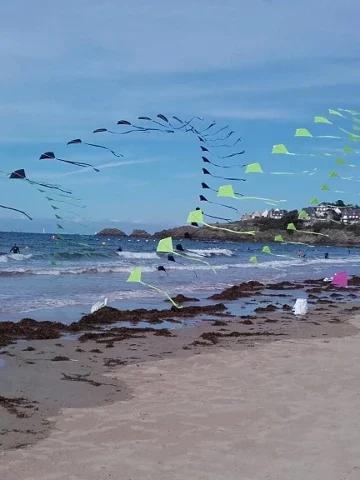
top-left (130, 229), bottom-right (151, 238)
top-left (96, 228), bottom-right (127, 237)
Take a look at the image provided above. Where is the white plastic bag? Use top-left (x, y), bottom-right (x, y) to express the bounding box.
top-left (292, 298), bottom-right (308, 315)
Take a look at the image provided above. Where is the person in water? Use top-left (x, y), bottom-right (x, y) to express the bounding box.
top-left (324, 252), bottom-right (329, 259)
top-left (298, 250), bottom-right (306, 260)
top-left (10, 244), bottom-right (20, 254)
top-left (117, 246), bottom-right (122, 252)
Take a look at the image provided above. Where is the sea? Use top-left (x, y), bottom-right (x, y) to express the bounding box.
top-left (0, 231), bottom-right (359, 324)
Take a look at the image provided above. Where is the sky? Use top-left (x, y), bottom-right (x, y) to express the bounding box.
top-left (1, 0), bottom-right (360, 233)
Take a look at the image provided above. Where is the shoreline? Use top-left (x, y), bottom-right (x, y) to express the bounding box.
top-left (0, 277), bottom-right (359, 453)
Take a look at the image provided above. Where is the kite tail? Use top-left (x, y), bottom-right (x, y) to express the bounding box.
top-left (173, 116), bottom-right (203, 130)
top-left (203, 222), bottom-right (256, 236)
top-left (140, 281), bottom-right (182, 309)
top-left (57, 158), bottom-right (99, 172)
top-left (286, 241), bottom-right (315, 246)
top-left (204, 213), bottom-right (232, 223)
top-left (240, 196), bottom-right (286, 203)
top-left (85, 143), bottom-right (124, 158)
top-left (205, 160), bottom-right (247, 169)
top-left (204, 125), bottom-right (229, 138)
top-left (267, 252), bottom-right (294, 259)
top-left (28, 180), bottom-right (72, 195)
top-left (209, 201), bottom-right (239, 212)
top-left (174, 251), bottom-right (217, 274)
top-left (0, 204), bottom-right (32, 220)
top-left (214, 175), bottom-right (246, 182)
top-left (297, 229), bottom-right (329, 237)
top-left (222, 151), bottom-right (245, 158)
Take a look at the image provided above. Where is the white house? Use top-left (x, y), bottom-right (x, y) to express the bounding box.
top-left (268, 208), bottom-right (287, 219)
top-left (341, 207), bottom-right (360, 224)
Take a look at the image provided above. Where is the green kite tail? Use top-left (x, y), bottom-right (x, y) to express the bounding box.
top-left (140, 281), bottom-right (183, 309)
top-left (187, 210), bottom-right (255, 236)
top-left (274, 234), bottom-right (315, 247)
top-left (217, 184), bottom-right (286, 204)
top-left (272, 143), bottom-right (315, 156)
top-left (157, 236), bottom-right (216, 273)
top-left (241, 196), bottom-right (286, 203)
top-left (174, 251), bottom-right (217, 274)
top-left (262, 245), bottom-right (293, 259)
top-left (287, 223), bottom-right (329, 237)
top-left (297, 229), bottom-right (329, 237)
top-left (126, 267), bottom-right (182, 309)
top-left (203, 222), bottom-right (256, 236)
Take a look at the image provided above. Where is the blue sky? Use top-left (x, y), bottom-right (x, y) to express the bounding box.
top-left (1, 0), bottom-right (360, 233)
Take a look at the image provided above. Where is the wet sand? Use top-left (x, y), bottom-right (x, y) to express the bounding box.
top-left (0, 279), bottom-right (360, 478)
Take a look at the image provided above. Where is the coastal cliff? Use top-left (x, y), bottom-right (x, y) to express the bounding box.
top-left (154, 219), bottom-right (360, 246)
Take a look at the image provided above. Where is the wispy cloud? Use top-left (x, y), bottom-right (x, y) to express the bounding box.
top-left (39, 158), bottom-right (161, 179)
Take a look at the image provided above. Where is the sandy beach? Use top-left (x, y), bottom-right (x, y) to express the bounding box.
top-left (1, 277), bottom-right (360, 479)
top-left (1, 314), bottom-right (360, 479)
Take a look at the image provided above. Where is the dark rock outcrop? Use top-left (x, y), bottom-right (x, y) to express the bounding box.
top-left (96, 228), bottom-right (127, 237)
top-left (208, 281), bottom-right (264, 301)
top-left (166, 294), bottom-right (200, 304)
top-left (130, 229), bottom-right (151, 238)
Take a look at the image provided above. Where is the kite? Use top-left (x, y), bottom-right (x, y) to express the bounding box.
top-left (187, 209), bottom-right (256, 236)
top-left (202, 167), bottom-right (246, 182)
top-left (40, 151), bottom-right (100, 172)
top-left (7, 168), bottom-right (83, 234)
top-left (245, 163), bottom-right (263, 174)
top-left (272, 143), bottom-right (316, 157)
top-left (156, 236), bottom-right (216, 272)
top-left (294, 127), bottom-right (341, 140)
top-left (199, 194), bottom-right (239, 213)
top-left (217, 184), bottom-right (286, 205)
top-left (157, 266), bottom-right (167, 273)
top-left (332, 271), bottom-right (348, 288)
top-left (201, 182), bottom-right (245, 197)
top-left (127, 267), bottom-right (182, 308)
top-left (8, 169), bottom-right (72, 194)
top-left (286, 222), bottom-right (328, 237)
top-left (175, 243), bottom-right (206, 258)
top-left (201, 156), bottom-right (246, 169)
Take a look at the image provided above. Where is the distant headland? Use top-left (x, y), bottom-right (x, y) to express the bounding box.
top-left (96, 202), bottom-right (360, 246)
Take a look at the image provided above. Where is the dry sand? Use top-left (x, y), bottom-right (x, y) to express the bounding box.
top-left (1, 315), bottom-right (360, 479)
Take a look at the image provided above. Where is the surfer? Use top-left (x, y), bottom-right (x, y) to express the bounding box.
top-left (9, 244), bottom-right (20, 254)
top-left (117, 246), bottom-right (122, 252)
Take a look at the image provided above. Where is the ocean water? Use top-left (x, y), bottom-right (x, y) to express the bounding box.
top-left (0, 231), bottom-right (359, 323)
